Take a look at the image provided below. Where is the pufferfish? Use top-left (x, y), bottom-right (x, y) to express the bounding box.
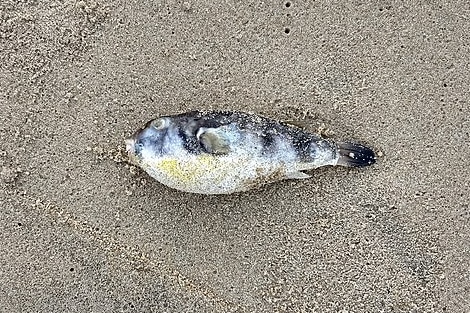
top-left (125, 111), bottom-right (375, 194)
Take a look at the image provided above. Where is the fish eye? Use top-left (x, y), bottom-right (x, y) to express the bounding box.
top-left (150, 118), bottom-right (167, 130)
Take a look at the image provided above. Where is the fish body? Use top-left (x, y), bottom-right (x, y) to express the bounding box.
top-left (125, 111), bottom-right (375, 194)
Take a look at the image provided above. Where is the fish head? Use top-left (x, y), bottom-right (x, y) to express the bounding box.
top-left (125, 117), bottom-right (177, 164)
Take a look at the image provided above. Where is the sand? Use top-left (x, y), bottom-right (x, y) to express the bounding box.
top-left (1, 1), bottom-right (469, 312)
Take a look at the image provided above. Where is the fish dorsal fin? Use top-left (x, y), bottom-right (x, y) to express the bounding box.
top-left (283, 120), bottom-right (310, 129)
top-left (196, 127), bottom-right (231, 155)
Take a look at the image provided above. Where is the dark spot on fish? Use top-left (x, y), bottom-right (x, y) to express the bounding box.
top-left (257, 120), bottom-right (285, 154)
top-left (260, 129), bottom-right (277, 154)
top-left (198, 118), bottom-right (227, 129)
top-left (178, 126), bottom-right (201, 154)
top-left (173, 112), bottom-right (237, 154)
top-left (292, 133), bottom-right (314, 162)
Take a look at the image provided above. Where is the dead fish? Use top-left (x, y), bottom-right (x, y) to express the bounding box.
top-left (125, 111), bottom-right (375, 194)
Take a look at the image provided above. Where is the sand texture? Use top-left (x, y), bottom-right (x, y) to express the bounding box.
top-left (1, 1), bottom-right (469, 312)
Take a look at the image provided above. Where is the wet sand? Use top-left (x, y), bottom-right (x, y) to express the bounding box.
top-left (1, 1), bottom-right (469, 312)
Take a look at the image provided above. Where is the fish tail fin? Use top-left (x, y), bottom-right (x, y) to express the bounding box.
top-left (336, 142), bottom-right (376, 167)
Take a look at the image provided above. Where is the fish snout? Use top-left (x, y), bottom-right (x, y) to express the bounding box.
top-left (125, 136), bottom-right (143, 166)
top-left (125, 137), bottom-right (136, 155)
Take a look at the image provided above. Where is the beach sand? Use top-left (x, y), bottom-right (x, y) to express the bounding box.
top-left (1, 1), bottom-right (468, 312)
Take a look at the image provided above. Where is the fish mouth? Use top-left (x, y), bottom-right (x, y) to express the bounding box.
top-left (125, 137), bottom-right (135, 154)
top-left (124, 137), bottom-right (140, 166)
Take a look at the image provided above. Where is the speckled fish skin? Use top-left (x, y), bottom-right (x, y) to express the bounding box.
top-left (125, 111), bottom-right (376, 194)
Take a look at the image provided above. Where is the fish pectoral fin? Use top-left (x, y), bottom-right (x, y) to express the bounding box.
top-left (197, 128), bottom-right (231, 155)
top-left (286, 171), bottom-right (311, 180)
